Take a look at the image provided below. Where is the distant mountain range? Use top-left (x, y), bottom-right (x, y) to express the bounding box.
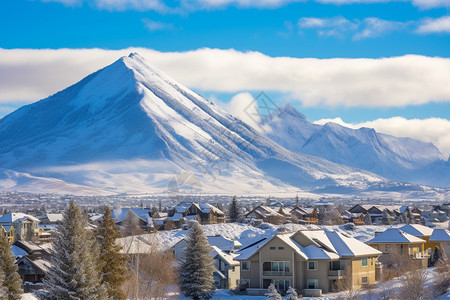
top-left (263, 104), bottom-right (450, 187)
top-left (0, 53), bottom-right (447, 195)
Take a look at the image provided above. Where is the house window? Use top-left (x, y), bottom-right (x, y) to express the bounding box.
top-left (362, 258), bottom-right (368, 266)
top-left (263, 261), bottom-right (291, 273)
top-left (270, 247), bottom-right (276, 250)
top-left (307, 279), bottom-right (318, 289)
top-left (278, 246), bottom-right (285, 250)
top-left (362, 277), bottom-right (368, 284)
top-left (274, 280), bottom-right (291, 291)
top-left (308, 261), bottom-right (318, 270)
top-left (242, 261), bottom-right (250, 271)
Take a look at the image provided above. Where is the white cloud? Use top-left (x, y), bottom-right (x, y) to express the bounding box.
top-left (314, 117), bottom-right (450, 157)
top-left (416, 16), bottom-right (450, 34)
top-left (39, 0), bottom-right (450, 11)
top-left (221, 93), bottom-right (262, 130)
top-left (353, 17), bottom-right (408, 40)
top-left (299, 16), bottom-right (407, 39)
top-left (1, 48), bottom-right (450, 110)
top-left (298, 16), bottom-right (358, 38)
top-left (142, 19), bottom-right (174, 31)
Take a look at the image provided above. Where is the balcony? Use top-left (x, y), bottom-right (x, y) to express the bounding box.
top-left (262, 271), bottom-right (293, 276)
top-left (328, 270), bottom-right (344, 278)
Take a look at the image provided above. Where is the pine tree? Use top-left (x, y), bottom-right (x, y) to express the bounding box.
top-left (97, 207), bottom-right (129, 300)
top-left (382, 210), bottom-right (391, 225)
top-left (285, 286), bottom-right (298, 300)
top-left (41, 201), bottom-right (106, 299)
top-left (265, 283), bottom-right (281, 300)
top-left (364, 213), bottom-right (372, 225)
top-left (0, 268), bottom-right (9, 300)
top-left (295, 195), bottom-right (299, 207)
top-left (228, 196), bottom-right (241, 223)
top-left (0, 233), bottom-right (22, 300)
top-left (179, 222), bottom-right (215, 299)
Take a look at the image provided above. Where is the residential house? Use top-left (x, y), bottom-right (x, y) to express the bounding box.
top-left (165, 203), bottom-right (225, 229)
top-left (211, 246), bottom-right (240, 289)
top-left (245, 206), bottom-right (286, 225)
top-left (103, 208), bottom-right (154, 232)
top-left (0, 213), bottom-right (40, 241)
top-left (429, 229), bottom-right (450, 258)
top-left (13, 240), bottom-right (52, 292)
top-left (236, 229), bottom-right (381, 296)
top-left (171, 235), bottom-right (241, 289)
top-left (366, 228), bottom-right (427, 268)
top-left (0, 225), bottom-right (14, 243)
top-left (37, 214), bottom-right (63, 225)
top-left (349, 205), bottom-right (401, 224)
top-left (399, 224), bottom-right (434, 255)
top-left (290, 207), bottom-right (318, 224)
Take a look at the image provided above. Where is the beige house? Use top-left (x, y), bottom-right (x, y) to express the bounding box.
top-left (0, 213), bottom-right (40, 241)
top-left (366, 228), bottom-right (427, 268)
top-left (236, 229), bottom-right (381, 296)
top-left (429, 229), bottom-right (450, 259)
top-left (399, 224), bottom-right (435, 255)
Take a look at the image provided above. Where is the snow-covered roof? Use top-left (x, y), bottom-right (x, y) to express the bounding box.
top-left (210, 246), bottom-right (239, 266)
top-left (173, 202), bottom-right (193, 213)
top-left (429, 229), bottom-right (450, 242)
top-left (399, 224), bottom-right (434, 237)
top-left (46, 214), bottom-right (63, 223)
top-left (167, 213), bottom-right (183, 221)
top-left (236, 229), bottom-right (381, 261)
top-left (248, 206), bottom-right (284, 218)
top-left (10, 245), bottom-right (28, 258)
top-left (197, 203), bottom-right (224, 215)
top-left (0, 213), bottom-right (40, 223)
top-left (366, 228), bottom-right (426, 244)
top-left (117, 236), bottom-right (151, 254)
top-left (1, 225), bottom-right (13, 232)
top-left (207, 235), bottom-right (240, 252)
top-left (111, 208), bottom-right (152, 225)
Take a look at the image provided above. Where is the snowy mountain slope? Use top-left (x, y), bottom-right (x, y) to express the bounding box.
top-left (0, 53), bottom-right (385, 195)
top-left (264, 105), bottom-right (449, 187)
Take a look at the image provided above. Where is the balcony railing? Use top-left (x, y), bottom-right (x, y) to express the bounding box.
top-left (262, 271), bottom-right (292, 276)
top-left (328, 270), bottom-right (344, 277)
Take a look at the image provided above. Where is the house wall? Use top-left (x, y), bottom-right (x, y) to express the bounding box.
top-left (350, 256), bottom-right (377, 288)
top-left (304, 260), bottom-right (329, 293)
top-left (228, 265), bottom-right (240, 289)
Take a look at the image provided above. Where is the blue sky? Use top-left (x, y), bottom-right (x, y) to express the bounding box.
top-left (1, 0), bottom-right (450, 154)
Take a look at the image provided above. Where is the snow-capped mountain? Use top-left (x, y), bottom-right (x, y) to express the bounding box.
top-left (0, 53), bottom-right (385, 195)
top-left (264, 104), bottom-right (449, 187)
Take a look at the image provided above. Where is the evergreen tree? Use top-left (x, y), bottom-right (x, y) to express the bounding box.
top-left (285, 286), bottom-right (298, 300)
top-left (382, 210), bottom-right (392, 225)
top-left (0, 233), bottom-right (22, 300)
top-left (97, 207), bottom-right (129, 300)
top-left (41, 201), bottom-right (106, 299)
top-left (265, 283), bottom-right (281, 300)
top-left (0, 268), bottom-right (9, 300)
top-left (179, 222), bottom-right (215, 299)
top-left (228, 196), bottom-right (241, 223)
top-left (364, 213), bottom-right (372, 225)
top-left (295, 195), bottom-right (299, 207)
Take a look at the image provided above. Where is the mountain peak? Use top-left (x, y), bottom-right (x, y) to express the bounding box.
top-left (278, 103), bottom-right (307, 120)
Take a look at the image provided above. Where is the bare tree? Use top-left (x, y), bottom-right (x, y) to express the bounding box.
top-left (120, 211), bottom-right (144, 237)
top-left (398, 265), bottom-right (427, 300)
top-left (336, 265), bottom-right (361, 300)
top-left (432, 261), bottom-right (450, 297)
top-left (122, 235), bottom-right (178, 299)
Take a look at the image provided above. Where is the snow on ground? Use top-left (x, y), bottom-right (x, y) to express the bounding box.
top-left (129, 222), bottom-right (393, 251)
top-left (22, 294), bottom-right (38, 300)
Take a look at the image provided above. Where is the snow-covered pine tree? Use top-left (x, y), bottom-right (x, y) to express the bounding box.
top-left (265, 283), bottom-right (281, 300)
top-left (0, 231), bottom-right (22, 300)
top-left (382, 210), bottom-right (391, 225)
top-left (228, 196), bottom-right (241, 223)
top-left (41, 201), bottom-right (106, 299)
top-left (364, 213), bottom-right (372, 225)
top-left (0, 268), bottom-right (9, 300)
top-left (285, 286), bottom-right (298, 300)
top-left (97, 206), bottom-right (129, 300)
top-left (179, 222), bottom-right (215, 299)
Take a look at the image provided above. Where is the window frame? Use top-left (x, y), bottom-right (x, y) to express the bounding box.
top-left (307, 279), bottom-right (319, 289)
top-left (362, 276), bottom-right (368, 284)
top-left (362, 257), bottom-right (368, 267)
top-left (308, 261), bottom-right (318, 270)
top-left (241, 261), bottom-right (250, 271)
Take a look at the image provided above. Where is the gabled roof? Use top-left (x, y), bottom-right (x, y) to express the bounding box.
top-left (0, 213), bottom-right (39, 223)
top-left (236, 229), bottom-right (381, 261)
top-left (166, 213), bottom-right (183, 221)
top-left (111, 208), bottom-right (152, 225)
top-left (207, 235), bottom-right (241, 252)
top-left (197, 203), bottom-right (224, 215)
top-left (366, 228), bottom-right (426, 244)
top-left (210, 246), bottom-right (239, 266)
top-left (46, 214), bottom-right (63, 223)
top-left (247, 205), bottom-right (283, 218)
top-left (429, 229), bottom-right (450, 242)
top-left (399, 224), bottom-right (434, 237)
